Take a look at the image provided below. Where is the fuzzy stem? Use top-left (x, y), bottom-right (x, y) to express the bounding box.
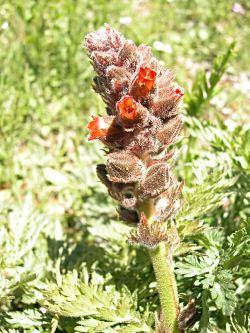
top-left (138, 199), bottom-right (155, 220)
top-left (149, 242), bottom-right (180, 333)
top-left (199, 289), bottom-right (210, 333)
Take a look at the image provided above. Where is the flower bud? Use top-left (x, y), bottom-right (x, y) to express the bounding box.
top-left (85, 24), bottom-right (124, 53)
top-left (118, 40), bottom-right (138, 70)
top-left (91, 51), bottom-right (118, 74)
top-left (106, 66), bottom-right (132, 95)
top-left (150, 86), bottom-right (184, 119)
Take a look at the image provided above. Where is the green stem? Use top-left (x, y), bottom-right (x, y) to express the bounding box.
top-left (138, 198), bottom-right (155, 220)
top-left (149, 242), bottom-right (180, 333)
top-left (199, 289), bottom-right (210, 333)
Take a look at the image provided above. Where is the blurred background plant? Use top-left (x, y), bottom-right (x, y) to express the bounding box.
top-left (0, 0), bottom-right (249, 332)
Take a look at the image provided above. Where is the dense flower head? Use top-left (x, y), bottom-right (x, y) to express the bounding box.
top-left (85, 24), bottom-right (184, 243)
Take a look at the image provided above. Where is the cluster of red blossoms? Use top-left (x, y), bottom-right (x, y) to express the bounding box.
top-left (85, 25), bottom-right (184, 248)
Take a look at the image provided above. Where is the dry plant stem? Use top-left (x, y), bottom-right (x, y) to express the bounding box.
top-left (149, 242), bottom-right (180, 333)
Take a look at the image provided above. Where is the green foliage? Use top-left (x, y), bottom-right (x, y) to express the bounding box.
top-left (176, 224), bottom-right (250, 330)
top-left (177, 169), bottom-right (236, 237)
top-left (0, 194), bottom-right (49, 305)
top-left (185, 42), bottom-right (235, 116)
top-left (42, 268), bottom-right (154, 332)
top-left (0, 309), bottom-right (49, 330)
top-left (227, 312), bottom-right (250, 333)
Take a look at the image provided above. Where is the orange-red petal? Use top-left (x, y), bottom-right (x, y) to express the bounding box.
top-left (117, 96), bottom-right (138, 121)
top-left (137, 67), bottom-right (156, 91)
top-left (87, 116), bottom-right (110, 141)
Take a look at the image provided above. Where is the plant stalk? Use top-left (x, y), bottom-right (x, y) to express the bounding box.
top-left (149, 242), bottom-right (180, 333)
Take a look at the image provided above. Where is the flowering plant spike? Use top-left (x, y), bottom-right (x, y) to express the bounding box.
top-left (85, 24), bottom-right (185, 333)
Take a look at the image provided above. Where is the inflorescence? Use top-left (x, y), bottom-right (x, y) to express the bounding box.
top-left (85, 24), bottom-right (184, 248)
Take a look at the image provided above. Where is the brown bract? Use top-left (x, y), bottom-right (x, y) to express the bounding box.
top-left (129, 213), bottom-right (168, 248)
top-left (107, 150), bottom-right (144, 183)
top-left (139, 163), bottom-right (170, 199)
top-left (156, 115), bottom-right (183, 146)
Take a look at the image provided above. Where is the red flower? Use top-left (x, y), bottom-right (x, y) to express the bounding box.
top-left (130, 67), bottom-right (157, 100)
top-left (138, 67), bottom-right (156, 91)
top-left (117, 96), bottom-right (138, 121)
top-left (87, 116), bottom-right (112, 141)
top-left (174, 87), bottom-right (184, 97)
